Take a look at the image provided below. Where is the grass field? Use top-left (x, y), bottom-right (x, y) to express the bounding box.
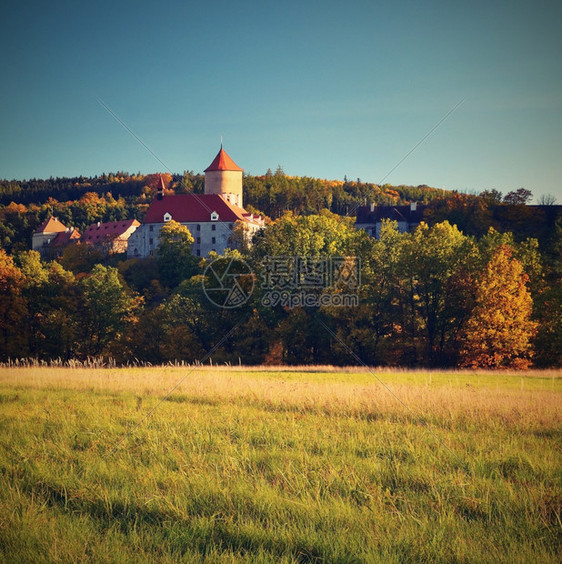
top-left (0, 366), bottom-right (560, 563)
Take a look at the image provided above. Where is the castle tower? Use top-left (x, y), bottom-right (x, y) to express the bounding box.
top-left (204, 145), bottom-right (244, 208)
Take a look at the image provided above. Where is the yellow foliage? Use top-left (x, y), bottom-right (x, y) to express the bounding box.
top-left (461, 245), bottom-right (537, 369)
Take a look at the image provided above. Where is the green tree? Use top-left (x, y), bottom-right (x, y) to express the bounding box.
top-left (252, 210), bottom-right (367, 260)
top-left (397, 221), bottom-right (477, 365)
top-left (176, 171), bottom-right (194, 194)
top-left (460, 245), bottom-right (537, 369)
top-left (327, 220), bottom-right (398, 365)
top-left (533, 215), bottom-right (562, 367)
top-left (250, 211), bottom-right (370, 364)
top-left (17, 254), bottom-right (79, 360)
top-left (156, 220), bottom-right (197, 288)
top-left (40, 262), bottom-right (79, 359)
top-left (79, 265), bottom-right (142, 356)
top-left (16, 250), bottom-right (51, 356)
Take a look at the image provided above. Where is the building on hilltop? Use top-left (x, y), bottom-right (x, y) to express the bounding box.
top-left (32, 217), bottom-right (81, 258)
top-left (355, 202), bottom-right (426, 238)
top-left (128, 146), bottom-right (264, 258)
top-left (81, 219), bottom-right (140, 254)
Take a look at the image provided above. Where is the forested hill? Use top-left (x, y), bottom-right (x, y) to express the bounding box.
top-left (1, 171), bottom-right (559, 257)
top-left (0, 170), bottom-right (449, 215)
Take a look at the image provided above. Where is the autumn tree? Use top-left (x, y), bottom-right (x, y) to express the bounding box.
top-left (478, 228), bottom-right (543, 293)
top-left (423, 193), bottom-right (493, 237)
top-left (479, 189), bottom-right (503, 204)
top-left (460, 245), bottom-right (537, 369)
top-left (142, 173), bottom-right (173, 198)
top-left (0, 249), bottom-right (28, 359)
top-left (60, 242), bottom-right (104, 274)
top-left (503, 188), bottom-right (532, 205)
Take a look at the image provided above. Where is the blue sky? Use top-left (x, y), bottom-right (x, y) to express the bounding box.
top-left (1, 0), bottom-right (561, 202)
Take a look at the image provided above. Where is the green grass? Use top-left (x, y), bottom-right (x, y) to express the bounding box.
top-left (0, 367), bottom-right (560, 562)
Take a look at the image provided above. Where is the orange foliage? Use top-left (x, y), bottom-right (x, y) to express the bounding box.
top-left (460, 245), bottom-right (537, 369)
top-left (3, 202), bottom-right (27, 214)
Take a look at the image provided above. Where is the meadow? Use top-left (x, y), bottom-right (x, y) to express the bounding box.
top-left (0, 366), bottom-right (560, 563)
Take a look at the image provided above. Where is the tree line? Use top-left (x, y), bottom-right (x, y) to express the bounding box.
top-left (0, 171), bottom-right (451, 253)
top-left (1, 171), bottom-right (559, 255)
top-left (1, 210), bottom-right (560, 368)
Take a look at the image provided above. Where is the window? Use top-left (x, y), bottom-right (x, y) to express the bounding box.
top-left (210, 211), bottom-right (219, 221)
top-left (212, 224), bottom-right (216, 231)
top-left (196, 224), bottom-right (201, 231)
top-left (163, 212), bottom-right (172, 222)
top-left (196, 250), bottom-right (200, 256)
top-left (149, 225), bottom-right (154, 232)
top-left (197, 237), bottom-right (200, 244)
top-left (149, 238), bottom-right (154, 246)
top-left (212, 237), bottom-right (216, 244)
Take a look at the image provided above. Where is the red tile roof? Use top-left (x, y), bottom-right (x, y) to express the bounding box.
top-left (143, 194), bottom-right (251, 224)
top-left (82, 219), bottom-right (140, 243)
top-left (204, 147), bottom-right (243, 172)
top-left (50, 228), bottom-right (81, 247)
top-left (35, 217), bottom-right (68, 234)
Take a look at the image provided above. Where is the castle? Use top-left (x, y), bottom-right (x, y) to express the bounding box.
top-left (32, 146), bottom-right (263, 259)
top-left (127, 146), bottom-right (264, 258)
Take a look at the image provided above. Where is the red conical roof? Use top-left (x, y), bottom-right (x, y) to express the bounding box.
top-left (204, 146), bottom-right (243, 172)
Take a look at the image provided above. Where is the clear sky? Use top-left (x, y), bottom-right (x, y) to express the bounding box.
top-left (1, 0), bottom-right (561, 202)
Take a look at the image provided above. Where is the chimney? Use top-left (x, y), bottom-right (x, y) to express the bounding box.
top-left (410, 202), bottom-right (417, 212)
top-left (370, 203), bottom-right (375, 212)
top-left (97, 221), bottom-right (101, 228)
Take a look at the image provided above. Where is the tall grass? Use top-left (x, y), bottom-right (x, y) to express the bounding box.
top-left (0, 367), bottom-right (560, 562)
